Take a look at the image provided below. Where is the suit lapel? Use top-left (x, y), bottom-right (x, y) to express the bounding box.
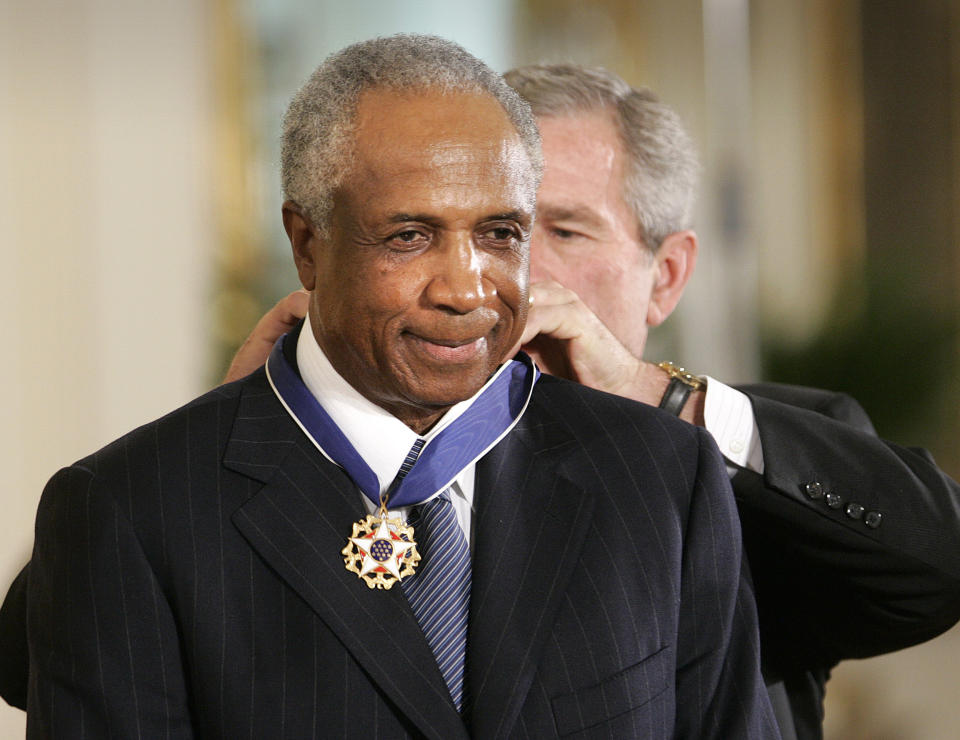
top-left (467, 406), bottom-right (596, 739)
top-left (224, 375), bottom-right (468, 740)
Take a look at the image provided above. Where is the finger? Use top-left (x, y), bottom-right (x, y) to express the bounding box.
top-left (528, 280), bottom-right (579, 308)
top-left (223, 290), bottom-right (310, 383)
top-left (521, 301), bottom-right (589, 345)
top-left (259, 290), bottom-right (309, 335)
top-left (273, 289), bottom-right (310, 327)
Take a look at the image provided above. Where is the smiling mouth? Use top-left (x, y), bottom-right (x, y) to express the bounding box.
top-left (406, 333), bottom-right (489, 363)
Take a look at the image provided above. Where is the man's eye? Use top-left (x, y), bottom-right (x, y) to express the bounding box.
top-left (388, 230), bottom-right (428, 248)
top-left (481, 226), bottom-right (519, 244)
top-left (551, 227), bottom-right (579, 240)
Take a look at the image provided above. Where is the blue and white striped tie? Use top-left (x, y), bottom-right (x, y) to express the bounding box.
top-left (402, 490), bottom-right (471, 712)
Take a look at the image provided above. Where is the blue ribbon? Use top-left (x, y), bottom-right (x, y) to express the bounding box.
top-left (266, 333), bottom-right (538, 508)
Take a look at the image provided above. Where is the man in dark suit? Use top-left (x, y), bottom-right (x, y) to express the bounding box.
top-left (202, 65), bottom-right (960, 737)
top-left (501, 64), bottom-right (960, 739)
top-left (17, 36), bottom-right (777, 738)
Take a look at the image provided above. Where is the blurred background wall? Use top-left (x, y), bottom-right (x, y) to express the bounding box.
top-left (1, 1), bottom-right (213, 734)
top-left (1, 0), bottom-right (957, 736)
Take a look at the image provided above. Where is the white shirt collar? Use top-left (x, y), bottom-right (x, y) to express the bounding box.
top-left (296, 313), bottom-right (477, 498)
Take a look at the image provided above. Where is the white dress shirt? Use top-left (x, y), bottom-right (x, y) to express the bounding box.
top-left (702, 376), bottom-right (765, 474)
top-left (296, 314), bottom-right (478, 544)
top-left (295, 312), bottom-right (762, 544)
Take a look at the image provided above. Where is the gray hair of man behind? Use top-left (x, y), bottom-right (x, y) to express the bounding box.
top-left (282, 34), bottom-right (543, 234)
top-left (504, 63), bottom-right (698, 249)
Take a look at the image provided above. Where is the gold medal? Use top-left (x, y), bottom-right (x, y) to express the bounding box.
top-left (342, 496), bottom-right (420, 589)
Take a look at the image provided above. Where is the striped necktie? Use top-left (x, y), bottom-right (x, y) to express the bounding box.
top-left (402, 490), bottom-right (471, 712)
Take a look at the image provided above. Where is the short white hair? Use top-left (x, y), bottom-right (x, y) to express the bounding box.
top-left (282, 34), bottom-right (543, 235)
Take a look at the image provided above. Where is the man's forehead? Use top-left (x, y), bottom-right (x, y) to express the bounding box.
top-left (355, 89), bottom-right (524, 161)
top-left (355, 86), bottom-right (511, 142)
top-left (535, 111), bottom-right (632, 221)
top-left (538, 112), bottom-right (621, 165)
top-left (346, 170), bottom-right (535, 225)
top-left (338, 87), bottom-right (535, 215)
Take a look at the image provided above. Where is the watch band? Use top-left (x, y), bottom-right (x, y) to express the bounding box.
top-left (656, 361), bottom-right (704, 416)
top-left (658, 377), bottom-right (693, 416)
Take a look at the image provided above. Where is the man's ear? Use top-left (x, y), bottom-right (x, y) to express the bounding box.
top-left (646, 229), bottom-right (698, 327)
top-left (282, 200), bottom-right (319, 291)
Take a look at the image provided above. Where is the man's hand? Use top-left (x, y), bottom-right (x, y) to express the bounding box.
top-left (518, 281), bottom-right (704, 425)
top-left (223, 290), bottom-right (310, 383)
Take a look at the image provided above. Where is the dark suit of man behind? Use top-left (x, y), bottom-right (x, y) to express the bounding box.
top-left (734, 383), bottom-right (960, 739)
top-left (22, 35), bottom-right (776, 738)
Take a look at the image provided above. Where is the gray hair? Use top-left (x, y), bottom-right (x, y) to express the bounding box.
top-left (282, 34), bottom-right (543, 234)
top-left (504, 64), bottom-right (699, 249)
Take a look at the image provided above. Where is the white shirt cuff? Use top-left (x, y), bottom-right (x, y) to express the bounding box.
top-left (701, 375), bottom-right (764, 474)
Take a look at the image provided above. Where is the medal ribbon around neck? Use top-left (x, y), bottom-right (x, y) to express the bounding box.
top-left (265, 333), bottom-right (539, 588)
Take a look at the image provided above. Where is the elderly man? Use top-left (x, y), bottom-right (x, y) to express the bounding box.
top-left (182, 63), bottom-right (960, 739)
top-left (15, 37), bottom-right (776, 738)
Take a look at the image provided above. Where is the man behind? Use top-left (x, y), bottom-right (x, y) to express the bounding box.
top-left (502, 64), bottom-right (960, 739)
top-left (20, 37), bottom-right (776, 737)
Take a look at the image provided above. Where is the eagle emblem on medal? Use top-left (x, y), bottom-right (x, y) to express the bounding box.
top-left (342, 513), bottom-right (420, 589)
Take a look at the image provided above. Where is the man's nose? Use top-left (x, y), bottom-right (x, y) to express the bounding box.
top-left (425, 233), bottom-right (489, 313)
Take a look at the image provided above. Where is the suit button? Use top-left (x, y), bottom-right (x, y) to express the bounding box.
top-left (825, 492), bottom-right (843, 509)
top-left (804, 481), bottom-right (824, 500)
top-left (864, 511), bottom-right (883, 529)
top-left (845, 503), bottom-right (865, 519)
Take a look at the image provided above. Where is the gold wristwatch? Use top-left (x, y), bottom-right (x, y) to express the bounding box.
top-left (656, 361), bottom-right (704, 416)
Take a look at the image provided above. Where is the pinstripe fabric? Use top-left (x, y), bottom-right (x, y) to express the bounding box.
top-left (396, 438), bottom-right (426, 480)
top-left (10, 374), bottom-right (960, 738)
top-left (402, 491), bottom-right (471, 711)
top-left (464, 380), bottom-right (779, 739)
top-left (23, 367), bottom-right (778, 739)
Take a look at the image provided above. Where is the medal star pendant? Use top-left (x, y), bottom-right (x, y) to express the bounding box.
top-left (342, 513), bottom-right (420, 589)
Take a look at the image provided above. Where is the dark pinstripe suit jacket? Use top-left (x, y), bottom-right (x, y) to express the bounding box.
top-left (733, 384), bottom-right (960, 740)
top-left (23, 367), bottom-right (777, 739)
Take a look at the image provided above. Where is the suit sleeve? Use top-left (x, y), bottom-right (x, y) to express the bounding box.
top-left (26, 466), bottom-right (194, 739)
top-left (0, 563), bottom-right (29, 710)
top-left (734, 383), bottom-right (960, 674)
top-left (674, 427), bottom-right (781, 739)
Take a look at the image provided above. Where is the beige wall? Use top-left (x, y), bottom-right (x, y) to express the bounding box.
top-left (0, 0), bottom-right (212, 732)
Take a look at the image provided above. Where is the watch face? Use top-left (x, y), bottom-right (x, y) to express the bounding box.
top-left (658, 362), bottom-right (703, 390)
